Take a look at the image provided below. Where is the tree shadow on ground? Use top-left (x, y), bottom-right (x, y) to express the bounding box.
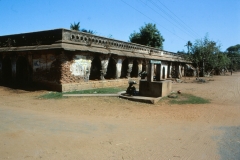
top-left (215, 126), bottom-right (240, 160)
top-left (0, 82), bottom-right (52, 92)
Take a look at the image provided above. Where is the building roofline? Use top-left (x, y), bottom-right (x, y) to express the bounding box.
top-left (0, 28), bottom-right (191, 63)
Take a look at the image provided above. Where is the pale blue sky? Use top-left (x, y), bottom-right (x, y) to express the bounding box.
top-left (0, 0), bottom-right (239, 52)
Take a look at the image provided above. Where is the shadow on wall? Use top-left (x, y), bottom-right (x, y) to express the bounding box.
top-left (2, 56), bottom-right (12, 85)
top-left (89, 56), bottom-right (101, 80)
top-left (120, 58), bottom-right (128, 78)
top-left (130, 59), bottom-right (139, 78)
top-left (105, 57), bottom-right (116, 79)
top-left (215, 126), bottom-right (240, 160)
top-left (0, 81), bottom-right (52, 92)
top-left (16, 56), bottom-right (30, 85)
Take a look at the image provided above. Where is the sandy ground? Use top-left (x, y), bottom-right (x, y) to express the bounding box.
top-left (0, 73), bottom-right (240, 160)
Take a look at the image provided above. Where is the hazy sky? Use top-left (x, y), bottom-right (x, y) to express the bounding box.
top-left (0, 0), bottom-right (239, 52)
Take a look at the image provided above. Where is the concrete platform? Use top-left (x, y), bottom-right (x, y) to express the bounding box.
top-left (119, 93), bottom-right (162, 104)
top-left (63, 94), bottom-right (119, 97)
top-left (63, 91), bottom-right (162, 104)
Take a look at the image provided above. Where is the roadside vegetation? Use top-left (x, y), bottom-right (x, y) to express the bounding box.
top-left (39, 87), bottom-right (210, 105)
top-left (39, 87), bottom-right (126, 99)
top-left (183, 36), bottom-right (240, 76)
top-left (165, 93), bottom-right (210, 104)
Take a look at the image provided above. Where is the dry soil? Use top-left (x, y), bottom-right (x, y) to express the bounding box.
top-left (0, 73), bottom-right (240, 160)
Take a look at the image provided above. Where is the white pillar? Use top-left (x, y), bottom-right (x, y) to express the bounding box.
top-left (138, 62), bottom-right (142, 74)
top-left (127, 60), bottom-right (133, 78)
top-left (116, 59), bottom-right (122, 79)
top-left (100, 56), bottom-right (109, 80)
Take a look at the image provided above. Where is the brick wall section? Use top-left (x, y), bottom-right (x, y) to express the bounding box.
top-left (60, 60), bottom-right (89, 84)
top-left (61, 78), bottom-right (139, 92)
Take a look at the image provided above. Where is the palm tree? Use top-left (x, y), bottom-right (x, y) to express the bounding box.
top-left (185, 41), bottom-right (192, 54)
top-left (70, 22), bottom-right (80, 31)
top-left (81, 28), bottom-right (95, 34)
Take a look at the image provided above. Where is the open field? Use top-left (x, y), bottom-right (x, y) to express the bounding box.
top-left (0, 73), bottom-right (240, 160)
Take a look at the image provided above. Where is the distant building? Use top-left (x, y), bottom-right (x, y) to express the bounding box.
top-left (0, 29), bottom-right (189, 92)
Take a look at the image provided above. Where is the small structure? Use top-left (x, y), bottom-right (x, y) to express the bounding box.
top-left (119, 60), bottom-right (172, 104)
top-left (139, 60), bottom-right (172, 97)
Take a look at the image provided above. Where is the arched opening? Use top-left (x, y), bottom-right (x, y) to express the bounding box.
top-left (120, 58), bottom-right (128, 78)
top-left (89, 56), bottom-right (101, 80)
top-left (130, 59), bottom-right (138, 77)
top-left (105, 57), bottom-right (116, 79)
top-left (16, 56), bottom-right (29, 85)
top-left (2, 56), bottom-right (12, 85)
top-left (162, 67), bottom-right (166, 79)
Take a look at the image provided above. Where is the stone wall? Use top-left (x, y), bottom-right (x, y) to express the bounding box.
top-left (62, 78), bottom-right (139, 92)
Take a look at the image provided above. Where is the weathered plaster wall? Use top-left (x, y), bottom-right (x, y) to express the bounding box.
top-left (31, 50), bottom-right (93, 85)
top-left (32, 51), bottom-right (60, 84)
top-left (61, 53), bottom-right (92, 83)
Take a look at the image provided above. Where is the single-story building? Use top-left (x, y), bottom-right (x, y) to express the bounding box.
top-left (0, 28), bottom-right (190, 92)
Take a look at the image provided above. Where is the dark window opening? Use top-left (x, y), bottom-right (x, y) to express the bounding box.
top-left (105, 57), bottom-right (116, 79)
top-left (120, 58), bottom-right (128, 78)
top-left (89, 56), bottom-right (101, 80)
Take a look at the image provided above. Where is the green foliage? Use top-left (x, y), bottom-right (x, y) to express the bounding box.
top-left (226, 44), bottom-right (240, 70)
top-left (70, 22), bottom-right (96, 34)
top-left (39, 87), bottom-right (125, 99)
top-left (70, 22), bottom-right (80, 31)
top-left (185, 41), bottom-right (192, 54)
top-left (81, 28), bottom-right (95, 34)
top-left (168, 93), bottom-right (210, 104)
top-left (39, 92), bottom-right (64, 99)
top-left (68, 87), bottom-right (124, 94)
top-left (227, 44), bottom-right (240, 53)
top-left (210, 52), bottom-right (230, 71)
top-left (129, 23), bottom-right (165, 49)
top-left (184, 35), bottom-right (231, 75)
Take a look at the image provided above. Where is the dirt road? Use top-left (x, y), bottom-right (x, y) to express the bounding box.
top-left (0, 73), bottom-right (240, 159)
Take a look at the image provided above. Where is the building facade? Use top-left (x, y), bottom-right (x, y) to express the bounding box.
top-left (0, 29), bottom-right (189, 92)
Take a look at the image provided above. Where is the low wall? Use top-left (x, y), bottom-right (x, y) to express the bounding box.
top-left (61, 78), bottom-right (139, 92)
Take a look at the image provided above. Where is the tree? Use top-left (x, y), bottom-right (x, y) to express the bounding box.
top-left (70, 22), bottom-right (80, 31)
top-left (226, 44), bottom-right (240, 53)
top-left (209, 52), bottom-right (231, 75)
top-left (70, 22), bottom-right (96, 34)
top-left (185, 35), bottom-right (231, 76)
top-left (129, 23), bottom-right (165, 49)
top-left (226, 44), bottom-right (240, 70)
top-left (185, 41), bottom-right (192, 54)
top-left (81, 28), bottom-right (95, 34)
